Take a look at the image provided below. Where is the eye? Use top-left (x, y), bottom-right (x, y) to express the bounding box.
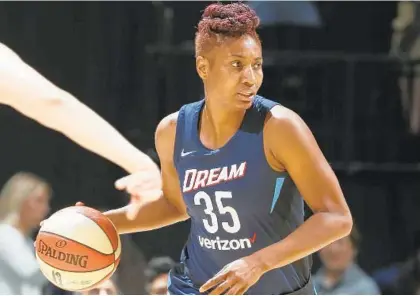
top-left (231, 60), bottom-right (242, 68)
top-left (253, 61), bottom-right (262, 70)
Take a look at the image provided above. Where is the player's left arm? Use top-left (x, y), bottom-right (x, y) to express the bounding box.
top-left (200, 106), bottom-right (352, 295)
top-left (253, 105), bottom-right (353, 271)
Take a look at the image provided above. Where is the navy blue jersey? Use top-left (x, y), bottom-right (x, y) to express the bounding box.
top-left (168, 96), bottom-right (314, 295)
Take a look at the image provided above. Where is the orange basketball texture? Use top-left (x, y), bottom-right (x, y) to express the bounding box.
top-left (35, 206), bottom-right (121, 291)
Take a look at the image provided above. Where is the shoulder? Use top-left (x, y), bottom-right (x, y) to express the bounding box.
top-left (0, 223), bottom-right (15, 233)
top-left (155, 100), bottom-right (203, 157)
top-left (155, 99), bottom-right (203, 140)
top-left (155, 111), bottom-right (179, 161)
top-left (358, 277), bottom-right (380, 294)
top-left (349, 278), bottom-right (380, 295)
top-left (0, 224), bottom-right (20, 243)
top-left (350, 265), bottom-right (380, 291)
top-left (155, 111), bottom-right (179, 144)
top-left (156, 111), bottom-right (179, 137)
top-left (263, 103), bottom-right (320, 168)
top-left (265, 104), bottom-right (312, 141)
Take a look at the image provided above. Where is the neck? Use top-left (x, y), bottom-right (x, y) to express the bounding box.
top-left (323, 268), bottom-right (347, 287)
top-left (201, 95), bottom-right (246, 148)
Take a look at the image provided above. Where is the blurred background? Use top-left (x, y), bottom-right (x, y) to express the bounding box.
top-left (0, 1), bottom-right (420, 294)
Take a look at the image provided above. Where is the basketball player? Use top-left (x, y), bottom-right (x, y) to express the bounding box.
top-left (0, 43), bottom-right (161, 216)
top-left (103, 3), bottom-right (353, 294)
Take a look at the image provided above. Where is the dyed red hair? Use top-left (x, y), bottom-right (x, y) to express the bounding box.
top-left (195, 2), bottom-right (261, 57)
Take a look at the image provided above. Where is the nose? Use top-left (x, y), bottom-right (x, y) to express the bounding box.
top-left (242, 65), bottom-right (256, 87)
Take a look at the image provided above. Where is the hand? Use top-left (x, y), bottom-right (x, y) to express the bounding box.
top-left (34, 201), bottom-right (85, 249)
top-left (115, 167), bottom-right (162, 220)
top-left (200, 256), bottom-right (268, 295)
top-left (38, 201), bottom-right (84, 229)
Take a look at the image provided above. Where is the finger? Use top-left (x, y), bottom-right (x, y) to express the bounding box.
top-left (125, 184), bottom-right (145, 196)
top-left (225, 286), bottom-right (241, 295)
top-left (225, 284), bottom-right (247, 296)
top-left (209, 279), bottom-right (236, 295)
top-left (126, 199), bottom-right (142, 220)
top-left (75, 202), bottom-right (85, 206)
top-left (200, 273), bottom-right (228, 293)
top-left (115, 176), bottom-right (130, 190)
top-left (236, 286), bottom-right (249, 295)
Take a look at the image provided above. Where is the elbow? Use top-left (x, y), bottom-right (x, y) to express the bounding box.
top-left (42, 95), bottom-right (67, 107)
top-left (32, 92), bottom-right (77, 129)
top-left (336, 210), bottom-right (353, 238)
top-left (41, 91), bottom-right (73, 110)
top-left (29, 88), bottom-right (72, 109)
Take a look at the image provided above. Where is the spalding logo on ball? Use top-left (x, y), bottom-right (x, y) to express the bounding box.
top-left (35, 206), bottom-right (121, 292)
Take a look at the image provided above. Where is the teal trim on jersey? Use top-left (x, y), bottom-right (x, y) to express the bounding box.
top-left (270, 177), bottom-right (285, 213)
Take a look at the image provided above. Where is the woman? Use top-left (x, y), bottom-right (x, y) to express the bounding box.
top-left (93, 2), bottom-right (352, 294)
top-left (0, 172), bottom-right (52, 295)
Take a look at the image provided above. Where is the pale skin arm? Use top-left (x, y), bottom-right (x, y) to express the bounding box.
top-left (201, 106), bottom-right (352, 295)
top-left (0, 43), bottom-right (157, 174)
top-left (104, 112), bottom-right (190, 234)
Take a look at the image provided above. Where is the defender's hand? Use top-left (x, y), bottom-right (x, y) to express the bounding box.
top-left (200, 256), bottom-right (267, 295)
top-left (115, 168), bottom-right (162, 220)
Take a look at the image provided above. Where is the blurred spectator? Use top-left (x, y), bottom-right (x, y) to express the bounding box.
top-left (389, 249), bottom-right (420, 294)
top-left (115, 235), bottom-right (148, 294)
top-left (0, 172), bottom-right (52, 295)
top-left (78, 277), bottom-right (119, 295)
top-left (372, 263), bottom-right (402, 294)
top-left (313, 225), bottom-right (380, 295)
top-left (391, 1), bottom-right (420, 134)
top-left (145, 256), bottom-right (175, 295)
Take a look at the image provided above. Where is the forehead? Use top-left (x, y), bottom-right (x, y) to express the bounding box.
top-left (323, 236), bottom-right (352, 249)
top-left (215, 35), bottom-right (262, 60)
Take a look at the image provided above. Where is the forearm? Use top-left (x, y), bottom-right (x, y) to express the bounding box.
top-left (16, 91), bottom-right (156, 174)
top-left (253, 211), bottom-right (352, 272)
top-left (104, 195), bottom-right (189, 234)
top-left (0, 43), bottom-right (155, 173)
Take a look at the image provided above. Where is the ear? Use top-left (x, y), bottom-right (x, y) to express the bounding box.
top-left (196, 56), bottom-right (209, 80)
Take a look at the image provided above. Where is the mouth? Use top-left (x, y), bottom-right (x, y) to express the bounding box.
top-left (237, 92), bottom-right (256, 100)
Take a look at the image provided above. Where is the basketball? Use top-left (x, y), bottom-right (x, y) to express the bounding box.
top-left (35, 206), bottom-right (121, 292)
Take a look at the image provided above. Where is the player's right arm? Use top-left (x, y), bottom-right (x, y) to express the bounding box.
top-left (104, 112), bottom-right (190, 234)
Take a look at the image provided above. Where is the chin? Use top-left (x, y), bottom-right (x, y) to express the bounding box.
top-left (234, 97), bottom-right (254, 109)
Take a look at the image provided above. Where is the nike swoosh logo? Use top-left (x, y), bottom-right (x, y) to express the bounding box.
top-left (181, 149), bottom-right (196, 157)
top-left (250, 232), bottom-right (257, 244)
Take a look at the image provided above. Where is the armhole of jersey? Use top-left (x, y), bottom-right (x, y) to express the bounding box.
top-left (254, 96), bottom-right (281, 127)
top-left (173, 107), bottom-right (186, 168)
top-left (256, 96), bottom-right (283, 172)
